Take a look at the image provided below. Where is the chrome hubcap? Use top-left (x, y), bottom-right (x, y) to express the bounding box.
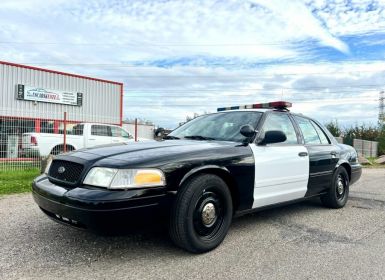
top-left (201, 202), bottom-right (216, 226)
top-left (337, 177), bottom-right (344, 195)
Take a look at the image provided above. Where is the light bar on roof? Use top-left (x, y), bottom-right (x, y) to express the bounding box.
top-left (217, 101), bottom-right (292, 112)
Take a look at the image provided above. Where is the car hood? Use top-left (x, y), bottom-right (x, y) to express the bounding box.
top-left (60, 140), bottom-right (239, 166)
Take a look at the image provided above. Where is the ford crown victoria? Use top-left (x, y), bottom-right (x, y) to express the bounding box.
top-left (32, 101), bottom-right (362, 253)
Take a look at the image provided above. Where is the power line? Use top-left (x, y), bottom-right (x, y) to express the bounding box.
top-left (0, 39), bottom-right (380, 47)
top-left (379, 90), bottom-right (385, 126)
top-left (109, 73), bottom-right (385, 77)
top-left (123, 87), bottom-right (382, 91)
top-left (123, 90), bottom-right (381, 96)
top-left (0, 40), bottom-right (318, 47)
top-left (3, 62), bottom-right (385, 70)
top-left (124, 98), bottom-right (378, 106)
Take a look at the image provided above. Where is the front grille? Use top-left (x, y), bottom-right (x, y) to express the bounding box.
top-left (48, 160), bottom-right (84, 184)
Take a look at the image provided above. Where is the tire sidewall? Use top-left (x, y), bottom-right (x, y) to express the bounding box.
top-left (332, 167), bottom-right (350, 207)
top-left (183, 175), bottom-right (233, 252)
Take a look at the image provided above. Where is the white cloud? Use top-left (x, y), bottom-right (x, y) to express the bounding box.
top-left (307, 0), bottom-right (385, 35)
top-left (0, 0), bottom-right (384, 128)
top-left (251, 0), bottom-right (349, 53)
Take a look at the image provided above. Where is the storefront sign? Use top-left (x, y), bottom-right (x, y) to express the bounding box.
top-left (17, 84), bottom-right (83, 106)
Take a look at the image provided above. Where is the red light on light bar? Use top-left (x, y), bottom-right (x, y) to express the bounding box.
top-left (217, 101), bottom-right (292, 112)
top-left (268, 101), bottom-right (292, 108)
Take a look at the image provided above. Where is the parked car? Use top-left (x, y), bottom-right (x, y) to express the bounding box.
top-left (32, 101), bottom-right (362, 253)
top-left (22, 123), bottom-right (134, 156)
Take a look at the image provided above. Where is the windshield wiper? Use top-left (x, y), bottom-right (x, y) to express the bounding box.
top-left (184, 135), bottom-right (216, 140)
top-left (163, 135), bottom-right (180, 140)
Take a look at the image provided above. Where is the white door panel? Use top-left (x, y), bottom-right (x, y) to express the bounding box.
top-left (250, 144), bottom-right (309, 209)
top-left (252, 182), bottom-right (309, 208)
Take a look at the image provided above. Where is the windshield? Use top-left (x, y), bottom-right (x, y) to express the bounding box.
top-left (168, 111), bottom-right (263, 142)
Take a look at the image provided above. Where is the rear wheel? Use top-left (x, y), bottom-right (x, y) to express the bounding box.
top-left (321, 166), bottom-right (349, 208)
top-left (169, 174), bottom-right (233, 253)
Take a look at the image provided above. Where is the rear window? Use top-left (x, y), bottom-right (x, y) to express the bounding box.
top-left (91, 125), bottom-right (111, 137)
top-left (311, 121), bottom-right (330, 145)
top-left (294, 116), bottom-right (321, 144)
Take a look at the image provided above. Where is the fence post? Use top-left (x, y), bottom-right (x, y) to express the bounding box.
top-left (135, 118), bottom-right (138, 142)
top-left (63, 112), bottom-right (67, 153)
top-left (362, 140), bottom-right (364, 157)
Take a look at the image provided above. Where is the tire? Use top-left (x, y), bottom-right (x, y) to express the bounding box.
top-left (169, 174), bottom-right (233, 253)
top-left (321, 166), bottom-right (350, 209)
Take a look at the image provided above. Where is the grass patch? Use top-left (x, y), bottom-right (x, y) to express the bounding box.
top-left (362, 157), bottom-right (385, 168)
top-left (0, 168), bottom-right (40, 195)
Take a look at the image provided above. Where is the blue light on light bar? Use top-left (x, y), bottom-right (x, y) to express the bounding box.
top-left (217, 101), bottom-right (292, 112)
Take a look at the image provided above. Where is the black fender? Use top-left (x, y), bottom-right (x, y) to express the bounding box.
top-left (335, 159), bottom-right (352, 180)
top-left (178, 165), bottom-right (240, 211)
top-left (179, 165), bottom-right (231, 187)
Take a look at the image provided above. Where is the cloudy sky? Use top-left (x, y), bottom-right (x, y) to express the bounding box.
top-left (1, 0), bottom-right (385, 128)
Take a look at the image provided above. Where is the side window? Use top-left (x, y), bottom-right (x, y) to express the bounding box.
top-left (311, 121), bottom-right (330, 144)
top-left (111, 126), bottom-right (130, 138)
top-left (294, 116), bottom-right (321, 144)
top-left (72, 124), bottom-right (84, 136)
top-left (91, 125), bottom-right (111, 136)
top-left (261, 113), bottom-right (298, 144)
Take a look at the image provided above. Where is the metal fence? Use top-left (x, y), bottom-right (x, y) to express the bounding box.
top-left (0, 108), bottom-right (133, 171)
top-left (353, 139), bottom-right (378, 158)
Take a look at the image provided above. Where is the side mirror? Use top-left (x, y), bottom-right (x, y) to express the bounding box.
top-left (259, 130), bottom-right (287, 145)
top-left (240, 124), bottom-right (256, 138)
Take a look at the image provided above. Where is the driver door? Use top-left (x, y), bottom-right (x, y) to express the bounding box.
top-left (250, 112), bottom-right (309, 208)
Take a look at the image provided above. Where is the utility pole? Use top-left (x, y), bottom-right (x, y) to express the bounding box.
top-left (379, 90), bottom-right (384, 127)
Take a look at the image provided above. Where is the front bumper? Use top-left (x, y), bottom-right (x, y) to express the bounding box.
top-left (32, 175), bottom-right (173, 230)
top-left (350, 163), bottom-right (362, 185)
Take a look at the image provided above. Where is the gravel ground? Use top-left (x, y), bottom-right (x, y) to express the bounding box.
top-left (0, 168), bottom-right (384, 280)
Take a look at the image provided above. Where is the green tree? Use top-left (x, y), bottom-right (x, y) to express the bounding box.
top-left (325, 120), bottom-right (342, 137)
top-left (324, 121), bottom-right (385, 155)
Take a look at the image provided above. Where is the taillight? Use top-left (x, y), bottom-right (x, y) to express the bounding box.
top-left (31, 136), bottom-right (38, 146)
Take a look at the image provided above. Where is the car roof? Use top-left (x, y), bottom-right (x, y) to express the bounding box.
top-left (216, 108), bottom-right (310, 117)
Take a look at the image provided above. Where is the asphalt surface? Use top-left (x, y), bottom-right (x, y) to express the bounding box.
top-left (0, 168), bottom-right (385, 280)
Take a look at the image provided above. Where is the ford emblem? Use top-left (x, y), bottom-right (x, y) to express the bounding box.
top-left (58, 166), bottom-right (66, 174)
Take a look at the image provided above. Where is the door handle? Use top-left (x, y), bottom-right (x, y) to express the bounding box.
top-left (330, 151), bottom-right (337, 155)
top-left (298, 152), bottom-right (308, 157)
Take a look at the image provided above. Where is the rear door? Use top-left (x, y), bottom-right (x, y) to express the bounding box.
top-left (87, 124), bottom-right (112, 147)
top-left (292, 115), bottom-right (337, 195)
top-left (250, 112), bottom-right (310, 208)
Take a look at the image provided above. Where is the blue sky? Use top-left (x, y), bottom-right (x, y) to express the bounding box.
top-left (1, 0), bottom-right (385, 128)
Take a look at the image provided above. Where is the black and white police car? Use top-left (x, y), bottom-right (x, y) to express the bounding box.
top-left (32, 101), bottom-right (362, 253)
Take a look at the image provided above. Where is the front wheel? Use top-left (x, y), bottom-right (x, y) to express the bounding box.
top-left (169, 174), bottom-right (233, 253)
top-left (321, 166), bottom-right (350, 208)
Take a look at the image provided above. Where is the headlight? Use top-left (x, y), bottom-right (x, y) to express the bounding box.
top-left (83, 167), bottom-right (166, 189)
